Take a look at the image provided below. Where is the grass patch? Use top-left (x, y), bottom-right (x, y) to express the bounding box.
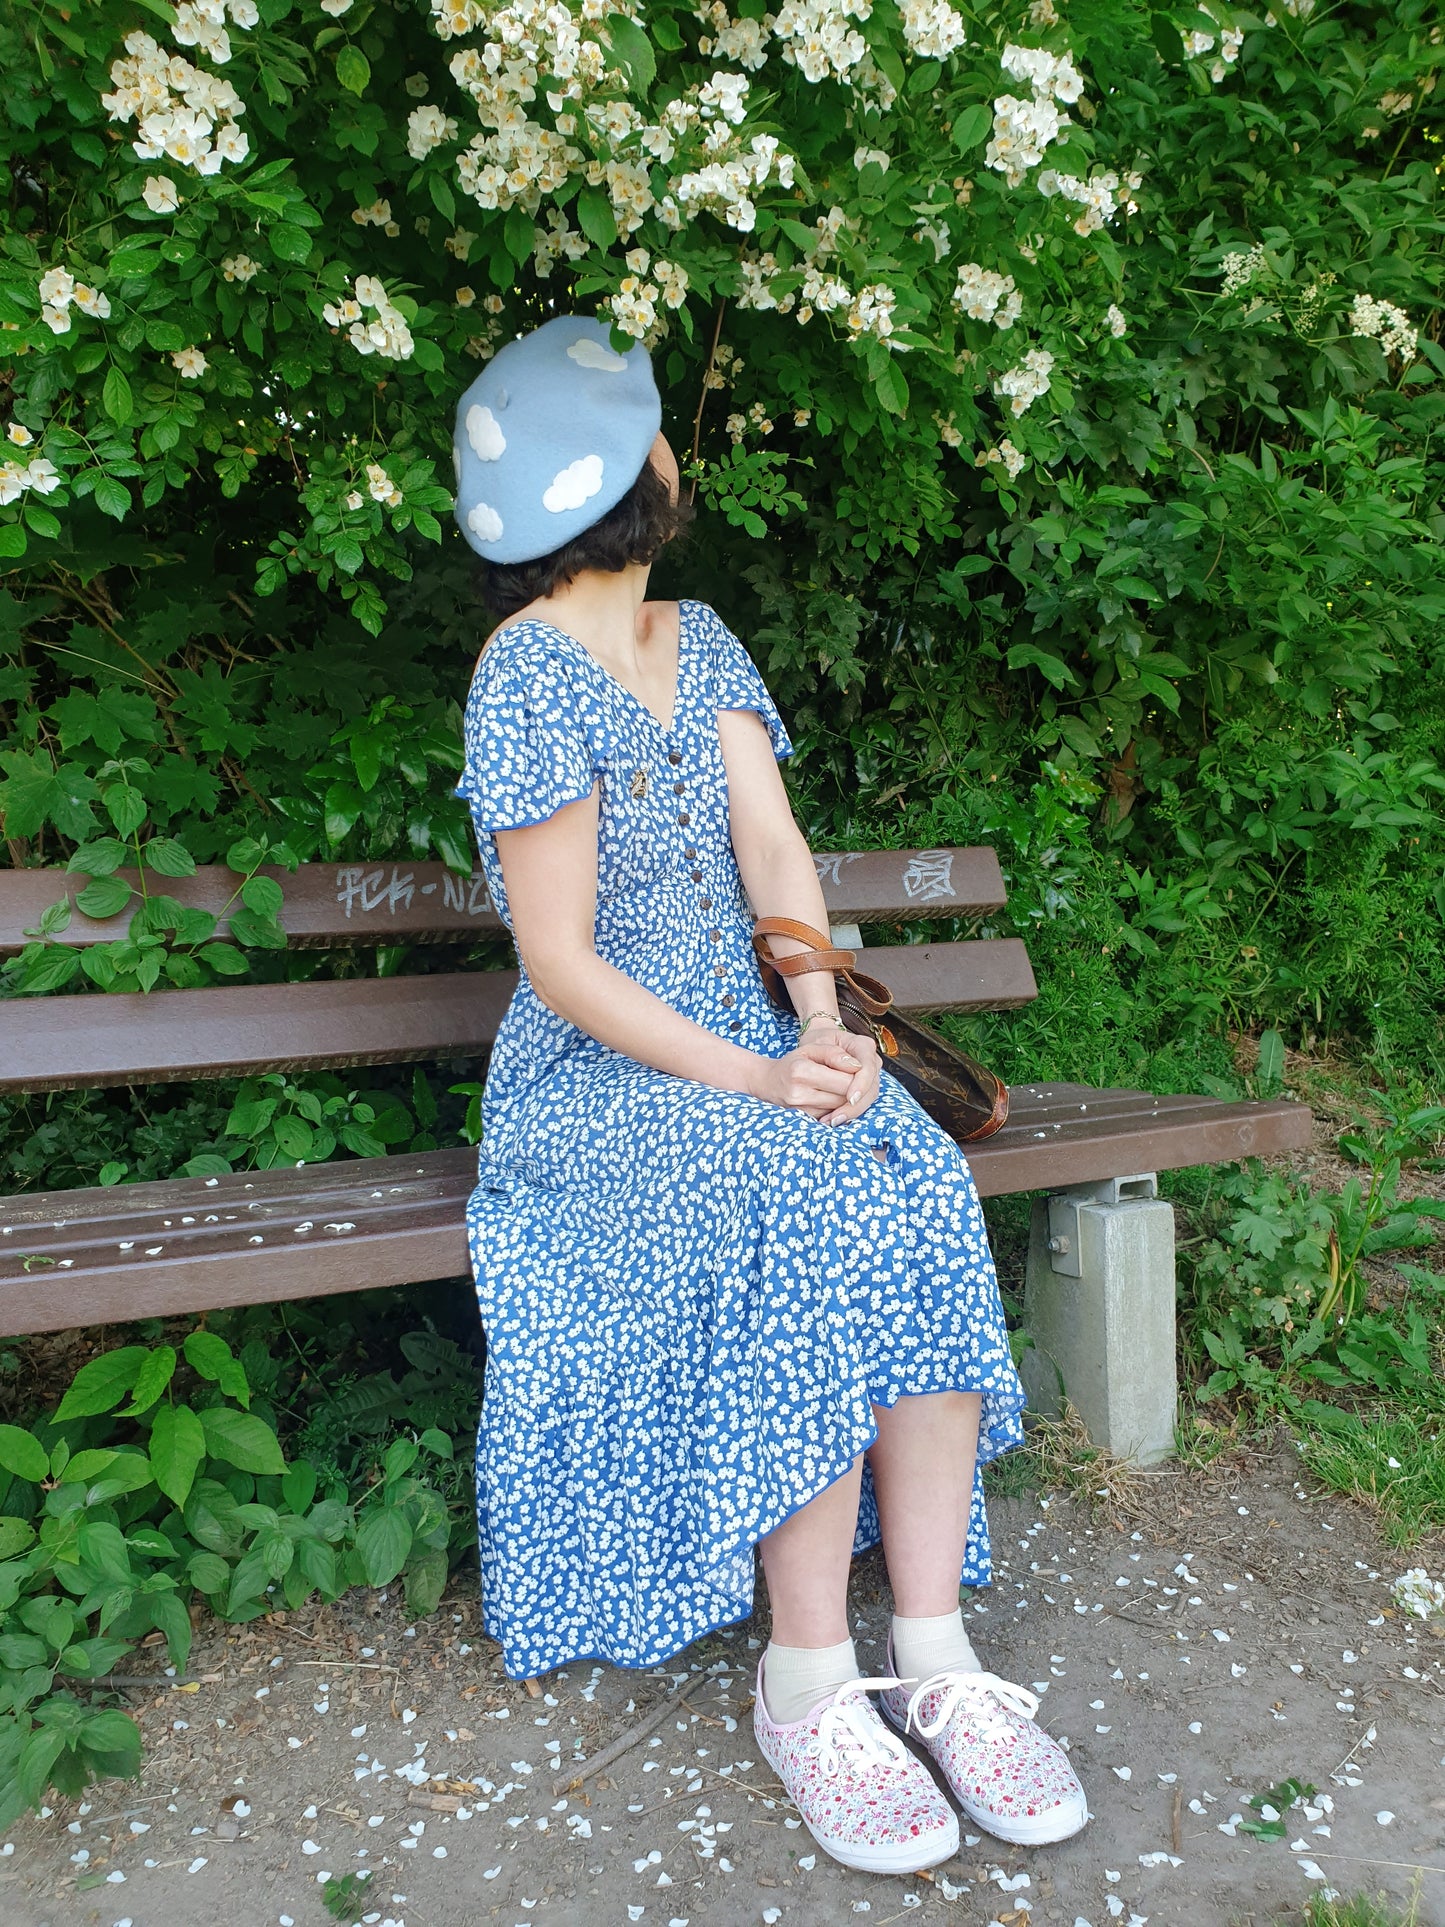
top-left (1296, 1397), bottom-right (1445, 1547)
top-left (1262, 1886), bottom-right (1428, 1927)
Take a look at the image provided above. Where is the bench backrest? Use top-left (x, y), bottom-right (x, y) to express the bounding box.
top-left (0, 849), bottom-right (1036, 1095)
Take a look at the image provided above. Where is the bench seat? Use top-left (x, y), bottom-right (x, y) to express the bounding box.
top-left (0, 1082), bottom-right (1309, 1335)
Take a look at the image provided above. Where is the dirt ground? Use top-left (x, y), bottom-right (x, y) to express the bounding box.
top-left (2, 1431), bottom-right (1442, 1927)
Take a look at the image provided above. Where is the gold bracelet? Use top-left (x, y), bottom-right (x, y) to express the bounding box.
top-left (798, 1011), bottom-right (847, 1036)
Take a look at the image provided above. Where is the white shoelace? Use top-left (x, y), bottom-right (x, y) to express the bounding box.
top-left (900, 1669), bottom-right (1041, 1744)
top-left (807, 1677), bottom-right (913, 1779)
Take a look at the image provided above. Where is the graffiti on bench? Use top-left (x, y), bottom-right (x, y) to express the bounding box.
top-left (335, 865), bottom-right (495, 922)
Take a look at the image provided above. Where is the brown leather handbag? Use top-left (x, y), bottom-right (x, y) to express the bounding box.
top-left (750, 914), bottom-right (1010, 1142)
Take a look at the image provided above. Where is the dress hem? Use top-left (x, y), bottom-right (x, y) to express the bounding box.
top-left (485, 1371), bottom-right (1027, 1682)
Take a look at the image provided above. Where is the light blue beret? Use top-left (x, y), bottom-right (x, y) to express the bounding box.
top-left (451, 314), bottom-right (663, 565)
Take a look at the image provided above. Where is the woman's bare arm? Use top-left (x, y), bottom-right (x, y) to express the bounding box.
top-left (493, 769), bottom-right (867, 1116)
top-left (719, 706), bottom-right (881, 1122)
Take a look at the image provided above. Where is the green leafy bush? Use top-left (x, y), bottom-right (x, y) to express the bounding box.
top-left (0, 1320), bottom-right (477, 1829)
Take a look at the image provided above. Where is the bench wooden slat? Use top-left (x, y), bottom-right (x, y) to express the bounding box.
top-left (0, 974), bottom-right (519, 1094)
top-left (0, 848), bottom-right (1007, 953)
top-left (0, 1086), bottom-right (1313, 1335)
top-left (0, 941), bottom-right (1036, 1093)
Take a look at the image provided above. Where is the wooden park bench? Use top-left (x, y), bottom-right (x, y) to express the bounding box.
top-left (0, 847), bottom-right (1311, 1463)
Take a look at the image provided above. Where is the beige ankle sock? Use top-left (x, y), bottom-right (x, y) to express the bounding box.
top-left (761, 1635), bottom-right (859, 1725)
top-left (891, 1608), bottom-right (981, 1685)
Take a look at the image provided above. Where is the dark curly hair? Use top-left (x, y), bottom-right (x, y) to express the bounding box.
top-left (472, 455), bottom-right (697, 625)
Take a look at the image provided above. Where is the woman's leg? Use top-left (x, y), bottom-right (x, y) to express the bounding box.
top-left (754, 1454), bottom-right (867, 1723)
top-left (866, 1391), bottom-right (982, 1613)
top-left (756, 1451), bottom-right (865, 1645)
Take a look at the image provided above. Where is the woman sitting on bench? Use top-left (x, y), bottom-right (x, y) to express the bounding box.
top-left (447, 313), bottom-right (1088, 1874)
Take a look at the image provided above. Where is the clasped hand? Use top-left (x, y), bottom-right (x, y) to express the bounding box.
top-left (751, 1025), bottom-right (882, 1125)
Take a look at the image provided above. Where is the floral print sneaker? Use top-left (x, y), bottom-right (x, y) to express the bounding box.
top-left (752, 1656), bottom-right (961, 1874)
top-left (878, 1637), bottom-right (1088, 1846)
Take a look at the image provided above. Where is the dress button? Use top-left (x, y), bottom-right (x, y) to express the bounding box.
top-left (728, 1019), bottom-right (741, 1032)
top-left (684, 846), bottom-right (697, 859)
top-left (667, 750), bottom-right (681, 765)
top-left (712, 964), bottom-right (725, 977)
top-left (699, 897), bottom-right (712, 910)
top-left (690, 869), bottom-right (703, 882)
top-left (672, 781), bottom-right (685, 795)
top-left (721, 993), bottom-right (735, 1007)
top-left (708, 929), bottom-right (721, 943)
top-left (677, 812), bottom-right (691, 826)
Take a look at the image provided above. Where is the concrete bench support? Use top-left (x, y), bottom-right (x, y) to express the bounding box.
top-left (1018, 1174), bottom-right (1177, 1465)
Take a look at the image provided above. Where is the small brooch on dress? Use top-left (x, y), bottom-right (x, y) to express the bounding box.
top-left (629, 766), bottom-right (649, 799)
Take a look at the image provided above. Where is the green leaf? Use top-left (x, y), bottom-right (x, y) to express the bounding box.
top-left (93, 475), bottom-right (132, 521)
top-left (240, 873), bottom-right (283, 916)
top-left (336, 44), bottom-right (370, 94)
top-left (74, 875), bottom-right (134, 921)
top-left (404, 1547), bottom-right (448, 1618)
top-left (268, 223), bottom-right (314, 266)
top-left (120, 1344), bottom-right (177, 1416)
top-left (199, 942), bottom-right (249, 975)
top-left (0, 1425), bottom-right (48, 1483)
top-left (1151, 11), bottom-right (1185, 61)
top-left (102, 366), bottom-right (133, 426)
top-left (187, 1549), bottom-right (230, 1594)
top-left (355, 1506), bottom-right (412, 1587)
top-left (0, 1517), bottom-right (37, 1559)
top-left (149, 1403), bottom-right (207, 1509)
top-left (68, 837), bottom-right (128, 876)
top-left (951, 105), bottom-right (994, 155)
top-left (103, 783), bottom-right (147, 837)
top-left (55, 1345), bottom-right (149, 1421)
top-left (63, 1448), bottom-right (119, 1484)
top-left (1256, 1029), bottom-right (1286, 1093)
top-left (874, 358), bottom-right (909, 417)
top-left (605, 15), bottom-right (656, 92)
top-left (80, 1707), bottom-right (142, 1771)
top-left (281, 1461), bottom-right (317, 1514)
top-left (227, 905), bottom-right (286, 950)
top-left (199, 1407), bottom-right (285, 1477)
top-left (183, 1329), bottom-right (251, 1407)
top-left (575, 185), bottom-right (618, 249)
top-left (143, 836), bottom-right (197, 878)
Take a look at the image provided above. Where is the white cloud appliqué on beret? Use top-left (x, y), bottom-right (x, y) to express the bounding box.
top-left (466, 404), bottom-right (506, 461)
top-left (543, 454), bottom-right (604, 513)
top-left (467, 501), bottom-right (504, 542)
top-left (566, 336), bottom-right (628, 373)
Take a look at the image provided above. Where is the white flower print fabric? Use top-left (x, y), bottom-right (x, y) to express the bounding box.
top-left (454, 598), bottom-right (1027, 1681)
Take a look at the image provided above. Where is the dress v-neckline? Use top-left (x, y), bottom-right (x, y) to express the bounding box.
top-left (534, 601), bottom-right (689, 738)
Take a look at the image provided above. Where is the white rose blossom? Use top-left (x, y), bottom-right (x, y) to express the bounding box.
top-left (953, 263), bottom-right (1022, 328)
top-left (171, 346), bottom-right (208, 377)
top-left (323, 275), bottom-right (415, 361)
top-left (994, 346), bottom-right (1055, 415)
top-left (142, 175), bottom-right (182, 214)
top-left (366, 461), bottom-right (403, 507)
top-left (976, 438), bottom-right (1027, 479)
top-left (0, 454), bottom-right (62, 502)
top-left (102, 31), bottom-right (248, 176)
top-left (407, 104), bottom-right (459, 160)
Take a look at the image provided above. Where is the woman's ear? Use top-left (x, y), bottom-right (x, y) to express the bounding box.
top-left (651, 431), bottom-right (680, 506)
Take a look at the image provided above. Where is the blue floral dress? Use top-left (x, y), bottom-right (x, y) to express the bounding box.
top-left (455, 597), bottom-right (1026, 1680)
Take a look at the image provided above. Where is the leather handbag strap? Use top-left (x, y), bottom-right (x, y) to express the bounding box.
top-left (750, 914), bottom-right (854, 975)
top-left (751, 914), bottom-right (895, 1019)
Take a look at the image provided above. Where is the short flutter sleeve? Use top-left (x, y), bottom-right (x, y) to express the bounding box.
top-left (706, 604), bottom-right (794, 762)
top-left (454, 637), bottom-right (600, 832)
